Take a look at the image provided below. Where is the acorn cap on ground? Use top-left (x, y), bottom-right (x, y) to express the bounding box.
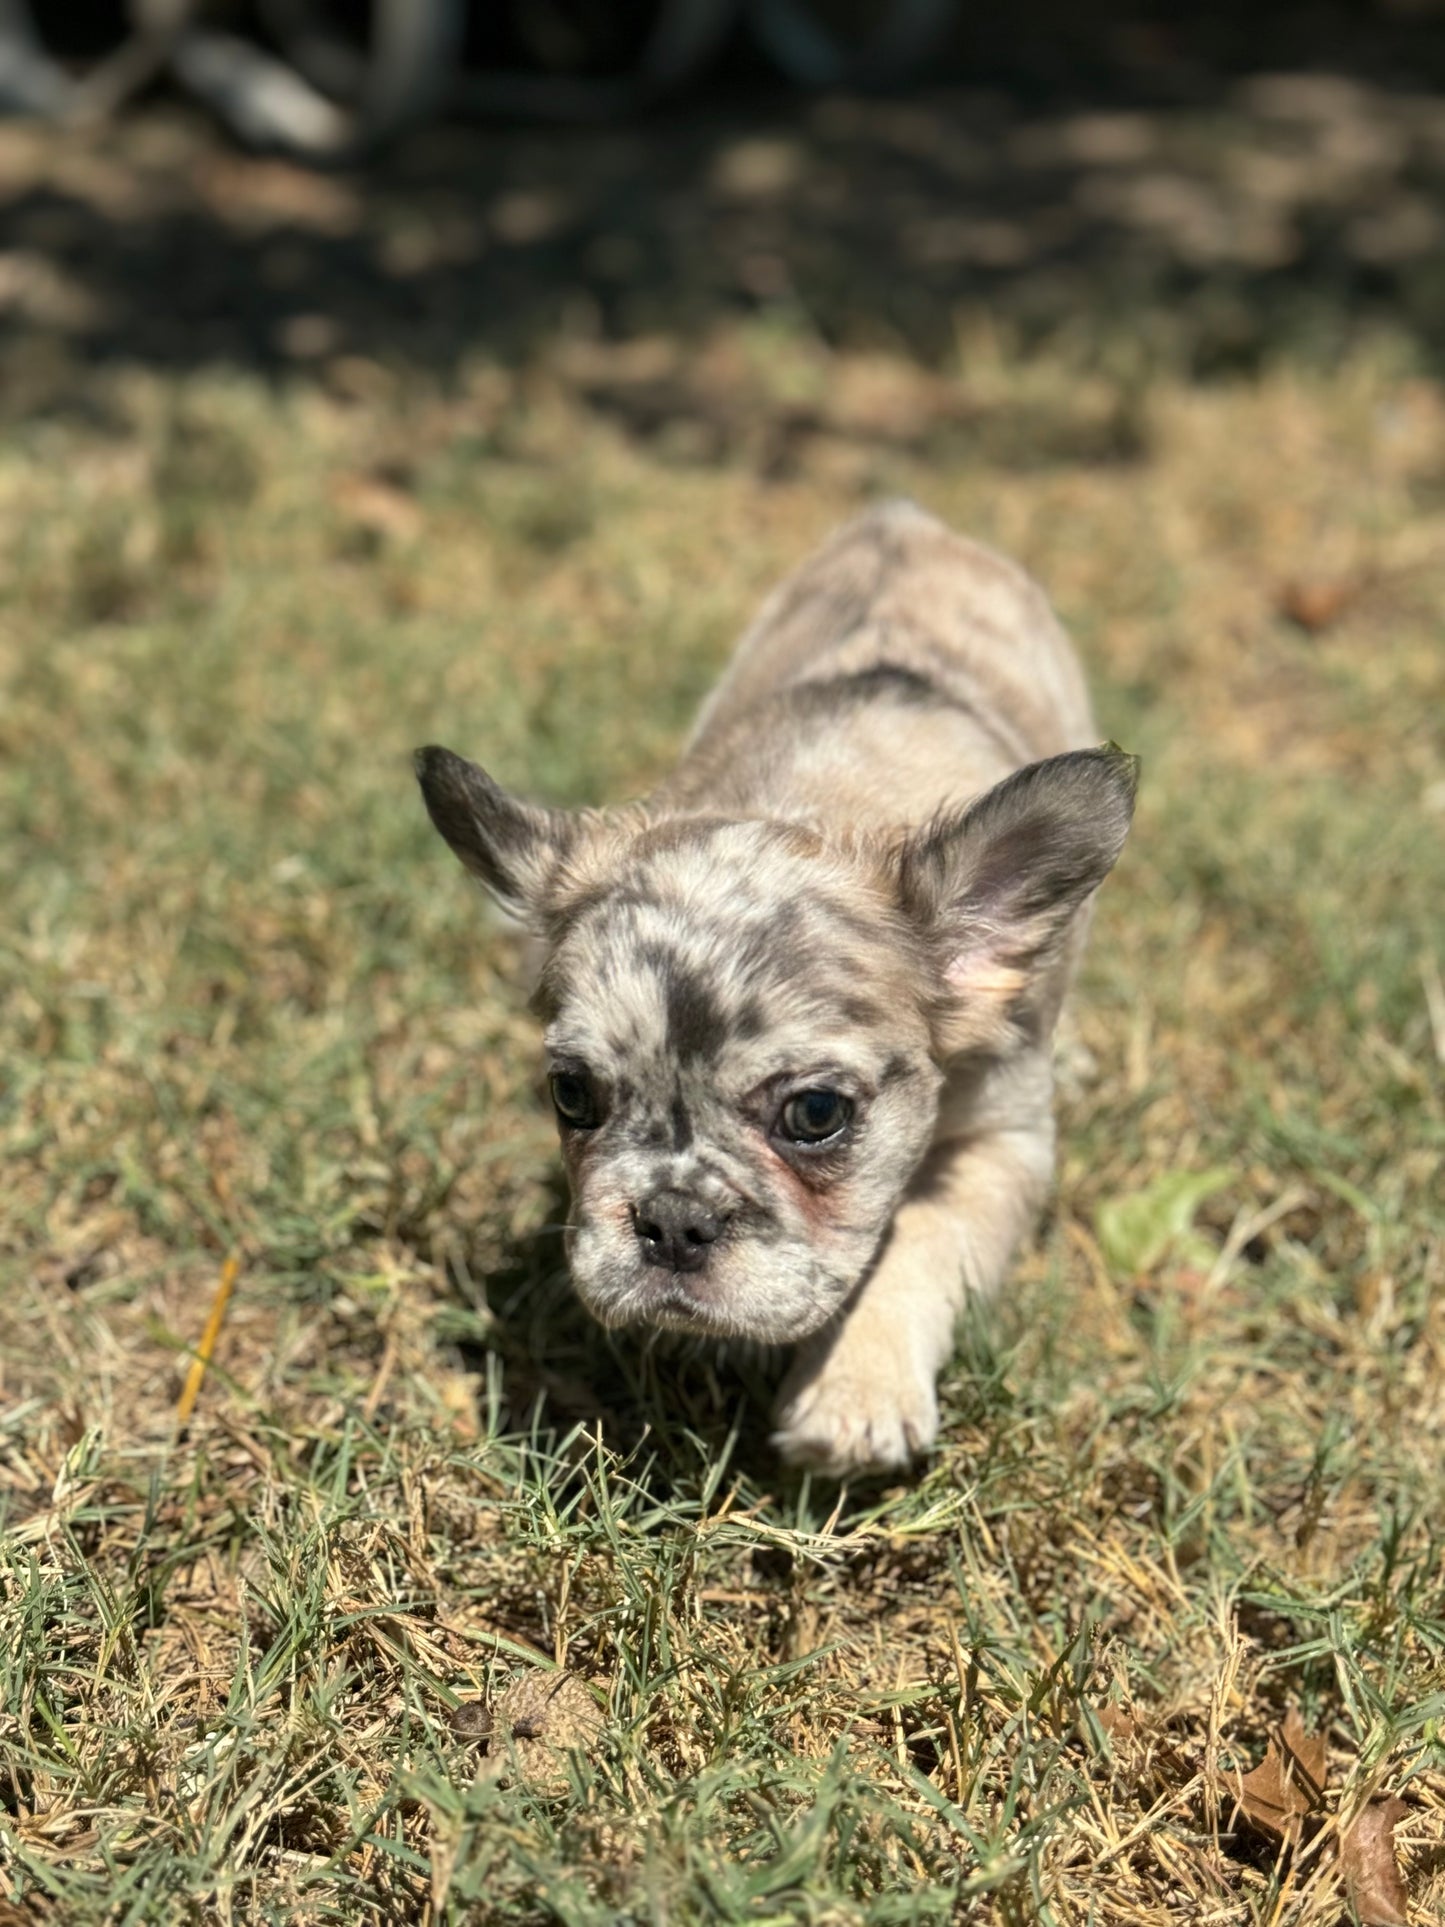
top-left (480, 1670), bottom-right (604, 1792)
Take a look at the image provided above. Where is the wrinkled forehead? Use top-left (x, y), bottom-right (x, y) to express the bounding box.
top-left (537, 828), bottom-right (921, 1081)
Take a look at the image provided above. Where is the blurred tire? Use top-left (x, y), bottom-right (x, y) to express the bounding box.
top-left (746, 0), bottom-right (956, 86)
top-left (455, 0), bottom-right (738, 121)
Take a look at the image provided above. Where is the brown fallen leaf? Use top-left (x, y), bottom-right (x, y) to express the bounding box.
top-left (331, 472), bottom-right (422, 542)
top-left (31, 1242), bottom-right (105, 1292)
top-left (1093, 1702), bottom-right (1139, 1743)
top-left (1226, 1708), bottom-right (1327, 1842)
top-left (1277, 574), bottom-right (1363, 634)
top-left (1088, 1703), bottom-right (1196, 1796)
top-left (1341, 1796), bottom-right (1411, 1926)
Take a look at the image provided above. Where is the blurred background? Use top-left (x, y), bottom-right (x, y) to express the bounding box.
top-left (3, 0), bottom-right (1445, 395)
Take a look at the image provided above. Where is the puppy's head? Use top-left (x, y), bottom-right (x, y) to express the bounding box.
top-left (416, 745), bottom-right (1136, 1343)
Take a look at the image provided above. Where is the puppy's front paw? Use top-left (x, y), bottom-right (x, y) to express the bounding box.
top-left (772, 1326), bottom-right (939, 1477)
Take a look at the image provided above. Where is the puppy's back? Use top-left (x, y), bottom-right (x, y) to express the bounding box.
top-left (668, 502), bottom-right (1096, 831)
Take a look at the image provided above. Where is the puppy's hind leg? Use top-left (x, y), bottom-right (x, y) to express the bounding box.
top-left (771, 1125), bottom-right (1054, 1477)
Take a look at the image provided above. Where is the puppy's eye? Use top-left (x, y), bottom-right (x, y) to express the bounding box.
top-left (778, 1089), bottom-right (853, 1145)
top-left (549, 1072), bottom-right (600, 1130)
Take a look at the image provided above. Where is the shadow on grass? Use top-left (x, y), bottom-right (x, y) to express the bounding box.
top-left (3, 2), bottom-right (1445, 430)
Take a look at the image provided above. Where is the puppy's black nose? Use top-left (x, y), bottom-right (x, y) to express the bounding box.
top-left (633, 1192), bottom-right (721, 1273)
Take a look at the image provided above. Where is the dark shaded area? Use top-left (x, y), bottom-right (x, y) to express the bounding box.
top-left (1, 0), bottom-right (1444, 428)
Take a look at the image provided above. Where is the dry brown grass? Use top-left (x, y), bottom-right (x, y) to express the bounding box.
top-left (2, 86), bottom-right (1445, 1925)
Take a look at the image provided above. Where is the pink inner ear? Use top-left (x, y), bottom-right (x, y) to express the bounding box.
top-left (943, 948), bottom-right (1028, 1001)
top-left (936, 936), bottom-right (1033, 1055)
top-left (941, 911), bottom-right (1024, 1000)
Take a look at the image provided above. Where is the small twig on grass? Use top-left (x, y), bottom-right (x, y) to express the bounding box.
top-left (1205, 1187), bottom-right (1311, 1292)
top-left (1421, 951), bottom-right (1445, 1069)
top-left (362, 1324), bottom-right (401, 1424)
top-left (175, 1254), bottom-right (240, 1437)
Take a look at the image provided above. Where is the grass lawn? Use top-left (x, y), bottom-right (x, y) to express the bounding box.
top-left (2, 90), bottom-right (1445, 1925)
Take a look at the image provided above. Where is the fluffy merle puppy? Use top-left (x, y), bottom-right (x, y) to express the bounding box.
top-left (417, 501), bottom-right (1136, 1474)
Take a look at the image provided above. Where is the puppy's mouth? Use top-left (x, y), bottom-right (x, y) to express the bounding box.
top-left (649, 1282), bottom-right (709, 1322)
top-left (618, 1272), bottom-right (740, 1339)
top-left (577, 1260), bottom-right (847, 1346)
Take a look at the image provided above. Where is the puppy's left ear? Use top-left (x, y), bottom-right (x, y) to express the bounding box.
top-left (414, 745), bottom-right (579, 922)
top-left (897, 745), bottom-right (1138, 1050)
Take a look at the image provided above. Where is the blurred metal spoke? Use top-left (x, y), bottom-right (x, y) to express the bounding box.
top-left (0, 0), bottom-right (194, 121)
top-left (0, 0), bottom-right (68, 114)
top-left (173, 0), bottom-right (464, 159)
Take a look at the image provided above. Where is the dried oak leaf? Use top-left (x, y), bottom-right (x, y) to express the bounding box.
top-left (1341, 1796), bottom-right (1411, 1927)
top-left (1277, 575), bottom-right (1363, 634)
top-left (1088, 1703), bottom-right (1194, 1794)
top-left (1094, 1703), bottom-right (1139, 1743)
top-left (478, 1669), bottom-right (604, 1793)
top-left (1226, 1709), bottom-right (1327, 1843)
top-left (331, 472), bottom-right (422, 541)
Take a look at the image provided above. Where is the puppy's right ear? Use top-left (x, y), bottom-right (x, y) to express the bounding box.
top-left (895, 744), bottom-right (1138, 1052)
top-left (414, 746), bottom-right (577, 921)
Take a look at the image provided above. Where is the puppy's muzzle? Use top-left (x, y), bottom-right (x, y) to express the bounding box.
top-left (632, 1191), bottom-right (724, 1275)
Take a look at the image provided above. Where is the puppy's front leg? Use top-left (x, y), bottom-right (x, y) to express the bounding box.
top-left (772, 1125), bottom-right (1053, 1476)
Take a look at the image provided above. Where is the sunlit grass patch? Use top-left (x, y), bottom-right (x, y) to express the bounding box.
top-left (1, 282), bottom-right (1443, 1921)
